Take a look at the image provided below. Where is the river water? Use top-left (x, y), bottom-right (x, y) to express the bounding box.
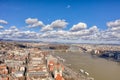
top-left (53, 51), bottom-right (120, 80)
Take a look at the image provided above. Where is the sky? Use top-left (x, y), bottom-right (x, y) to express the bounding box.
top-left (0, 0), bottom-right (120, 44)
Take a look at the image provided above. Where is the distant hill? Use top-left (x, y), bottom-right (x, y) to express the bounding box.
top-left (0, 38), bottom-right (120, 45)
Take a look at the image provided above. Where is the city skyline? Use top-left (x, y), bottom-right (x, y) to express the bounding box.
top-left (0, 0), bottom-right (120, 43)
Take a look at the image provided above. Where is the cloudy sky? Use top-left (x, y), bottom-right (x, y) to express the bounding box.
top-left (0, 0), bottom-right (120, 44)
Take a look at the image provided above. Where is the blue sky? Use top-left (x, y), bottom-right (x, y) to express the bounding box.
top-left (0, 0), bottom-right (120, 43)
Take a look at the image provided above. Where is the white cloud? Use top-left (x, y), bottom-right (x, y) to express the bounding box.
top-left (110, 27), bottom-right (120, 31)
top-left (0, 27), bottom-right (40, 39)
top-left (40, 31), bottom-right (57, 38)
top-left (70, 30), bottom-right (90, 36)
top-left (25, 18), bottom-right (44, 28)
top-left (89, 26), bottom-right (99, 33)
top-left (40, 30), bottom-right (70, 39)
top-left (41, 19), bottom-right (68, 32)
top-left (0, 26), bottom-right (4, 29)
top-left (1, 18), bottom-right (120, 44)
top-left (107, 19), bottom-right (120, 27)
top-left (25, 18), bottom-right (38, 24)
top-left (111, 32), bottom-right (120, 39)
top-left (103, 19), bottom-right (120, 41)
top-left (50, 19), bottom-right (68, 29)
top-left (0, 19), bottom-right (8, 24)
top-left (70, 22), bottom-right (87, 31)
top-left (106, 19), bottom-right (120, 32)
top-left (41, 25), bottom-right (53, 32)
top-left (40, 22), bottom-right (99, 41)
top-left (32, 21), bottom-right (44, 27)
top-left (9, 26), bottom-right (19, 32)
top-left (69, 25), bottom-right (100, 40)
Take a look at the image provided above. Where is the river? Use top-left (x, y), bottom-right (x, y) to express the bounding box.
top-left (53, 51), bottom-right (120, 80)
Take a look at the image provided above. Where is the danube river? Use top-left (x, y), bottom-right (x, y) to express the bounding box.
top-left (53, 51), bottom-right (120, 80)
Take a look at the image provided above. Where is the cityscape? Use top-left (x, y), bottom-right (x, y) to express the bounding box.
top-left (0, 41), bottom-right (120, 80)
top-left (0, 0), bottom-right (120, 80)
